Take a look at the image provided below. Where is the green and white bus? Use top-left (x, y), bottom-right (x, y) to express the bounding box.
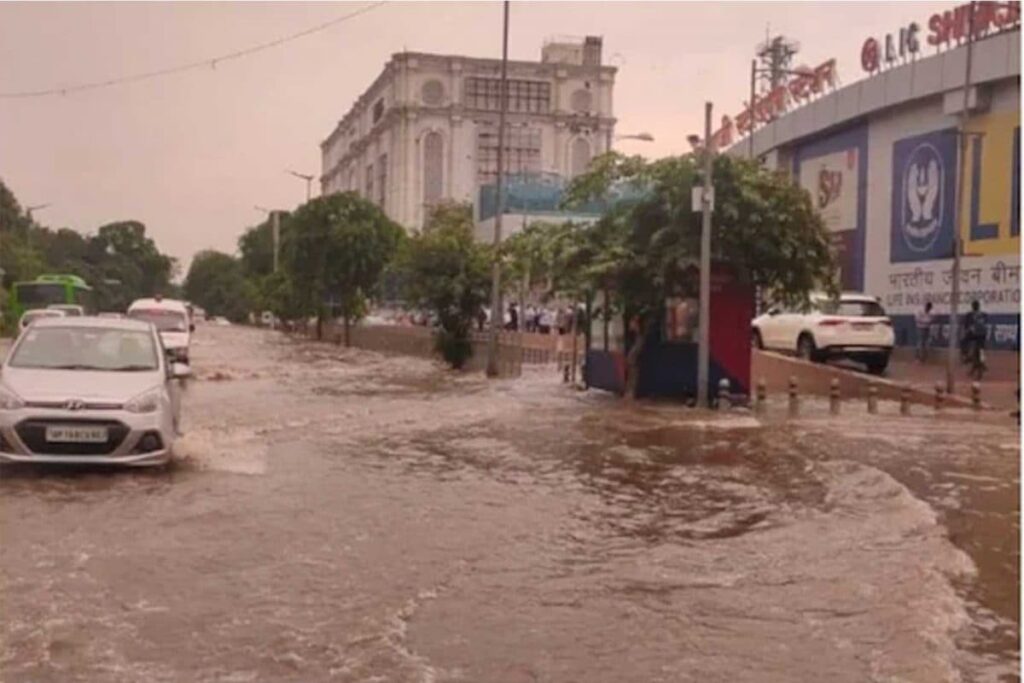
top-left (8, 274), bottom-right (95, 322)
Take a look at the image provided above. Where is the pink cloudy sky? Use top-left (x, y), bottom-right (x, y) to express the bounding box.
top-left (0, 1), bottom-right (950, 271)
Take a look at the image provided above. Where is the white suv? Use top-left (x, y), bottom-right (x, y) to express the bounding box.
top-left (751, 293), bottom-right (895, 374)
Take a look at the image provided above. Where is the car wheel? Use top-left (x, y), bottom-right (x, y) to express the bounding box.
top-left (797, 334), bottom-right (819, 362)
top-left (865, 354), bottom-right (889, 375)
top-left (752, 329), bottom-right (764, 350)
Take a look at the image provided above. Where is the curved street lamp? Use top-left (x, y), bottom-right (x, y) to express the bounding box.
top-left (614, 132), bottom-right (655, 142)
top-left (26, 202), bottom-right (51, 222)
top-left (286, 170), bottom-right (315, 202)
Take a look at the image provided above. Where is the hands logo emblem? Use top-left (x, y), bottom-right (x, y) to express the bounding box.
top-left (901, 143), bottom-right (944, 252)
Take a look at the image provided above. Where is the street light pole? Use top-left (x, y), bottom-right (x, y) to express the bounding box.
top-left (255, 205), bottom-right (281, 274)
top-left (287, 170), bottom-right (315, 202)
top-left (485, 0), bottom-right (511, 378)
top-left (948, 1), bottom-right (976, 394)
top-left (697, 102), bottom-right (714, 407)
top-left (24, 203), bottom-right (50, 250)
top-left (26, 203), bottom-right (50, 223)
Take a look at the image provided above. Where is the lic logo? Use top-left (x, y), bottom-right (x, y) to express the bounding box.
top-left (900, 142), bottom-right (944, 253)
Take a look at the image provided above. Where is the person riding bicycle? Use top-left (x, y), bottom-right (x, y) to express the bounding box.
top-left (962, 300), bottom-right (989, 371)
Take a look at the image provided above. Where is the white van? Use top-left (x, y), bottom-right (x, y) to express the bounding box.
top-left (127, 297), bottom-right (194, 364)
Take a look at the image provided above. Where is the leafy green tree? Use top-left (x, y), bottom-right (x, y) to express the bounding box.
top-left (0, 179), bottom-right (32, 238)
top-left (93, 221), bottom-right (178, 301)
top-left (0, 179), bottom-right (43, 292)
top-left (285, 192), bottom-right (404, 344)
top-left (563, 151), bottom-right (837, 398)
top-left (0, 180), bottom-right (179, 327)
top-left (399, 201), bottom-right (491, 369)
top-left (183, 250), bottom-right (254, 323)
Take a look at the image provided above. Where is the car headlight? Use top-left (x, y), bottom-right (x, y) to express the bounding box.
top-left (0, 384), bottom-right (25, 411)
top-left (124, 387), bottom-right (162, 414)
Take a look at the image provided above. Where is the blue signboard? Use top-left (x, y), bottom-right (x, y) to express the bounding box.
top-left (890, 128), bottom-right (958, 263)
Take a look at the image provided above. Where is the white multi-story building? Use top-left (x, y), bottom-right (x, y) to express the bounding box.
top-left (320, 36), bottom-right (617, 230)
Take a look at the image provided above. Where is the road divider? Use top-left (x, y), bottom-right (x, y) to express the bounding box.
top-left (753, 350), bottom-right (986, 411)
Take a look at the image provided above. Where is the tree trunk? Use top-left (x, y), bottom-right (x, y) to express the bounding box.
top-left (343, 316), bottom-right (351, 347)
top-left (624, 315), bottom-right (645, 401)
top-left (583, 293), bottom-right (593, 389)
top-left (316, 312), bottom-right (323, 341)
top-left (602, 287), bottom-right (610, 351)
top-left (569, 299), bottom-right (579, 385)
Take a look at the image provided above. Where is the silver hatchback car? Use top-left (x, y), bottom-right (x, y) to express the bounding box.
top-left (0, 317), bottom-right (189, 466)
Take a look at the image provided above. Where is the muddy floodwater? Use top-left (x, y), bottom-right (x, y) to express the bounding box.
top-left (1, 325), bottom-right (1018, 682)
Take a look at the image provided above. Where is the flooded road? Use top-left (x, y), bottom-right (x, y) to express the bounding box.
top-left (1, 325), bottom-right (1018, 682)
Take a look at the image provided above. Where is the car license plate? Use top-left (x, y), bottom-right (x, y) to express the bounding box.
top-left (45, 426), bottom-right (108, 443)
top-left (852, 322), bottom-right (874, 331)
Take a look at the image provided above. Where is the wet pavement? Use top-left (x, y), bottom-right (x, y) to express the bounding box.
top-left (0, 325), bottom-right (1019, 682)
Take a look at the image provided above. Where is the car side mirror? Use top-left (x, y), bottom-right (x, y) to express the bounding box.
top-left (171, 362), bottom-right (192, 379)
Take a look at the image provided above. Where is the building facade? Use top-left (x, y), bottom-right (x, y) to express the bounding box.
top-left (727, 6), bottom-right (1020, 350)
top-left (320, 37), bottom-right (617, 230)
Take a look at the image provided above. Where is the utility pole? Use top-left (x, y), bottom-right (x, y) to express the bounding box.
top-left (485, 0), bottom-right (511, 378)
top-left (948, 1), bottom-right (976, 395)
top-left (697, 102), bottom-right (714, 407)
top-left (748, 59), bottom-right (757, 159)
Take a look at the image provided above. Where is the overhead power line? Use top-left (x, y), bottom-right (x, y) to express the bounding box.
top-left (0, 1), bottom-right (386, 99)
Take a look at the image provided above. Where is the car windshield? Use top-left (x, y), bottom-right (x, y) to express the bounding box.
top-left (819, 299), bottom-right (887, 317)
top-left (128, 308), bottom-right (188, 332)
top-left (9, 326), bottom-right (159, 371)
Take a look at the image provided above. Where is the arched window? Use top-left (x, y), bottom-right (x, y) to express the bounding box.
top-left (570, 137), bottom-right (592, 178)
top-left (423, 132), bottom-right (444, 205)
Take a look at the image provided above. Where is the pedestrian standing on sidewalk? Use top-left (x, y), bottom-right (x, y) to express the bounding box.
top-left (915, 301), bottom-right (934, 362)
top-left (525, 304), bottom-right (537, 333)
top-left (506, 303), bottom-right (519, 331)
top-left (539, 308), bottom-right (553, 335)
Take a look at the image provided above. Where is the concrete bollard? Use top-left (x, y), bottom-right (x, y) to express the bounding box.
top-left (900, 386), bottom-right (911, 416)
top-left (971, 382), bottom-right (982, 410)
top-left (934, 382), bottom-right (944, 411)
top-left (756, 378), bottom-right (767, 410)
top-left (829, 378), bottom-right (841, 415)
top-left (867, 385), bottom-right (878, 414)
top-left (717, 378), bottom-right (731, 409)
top-left (788, 376), bottom-right (799, 416)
